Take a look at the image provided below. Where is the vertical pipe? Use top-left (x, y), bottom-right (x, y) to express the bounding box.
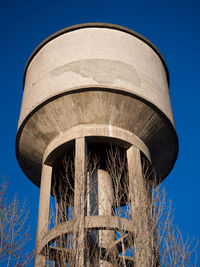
top-left (127, 146), bottom-right (153, 267)
top-left (86, 169), bottom-right (114, 266)
top-left (34, 164), bottom-right (52, 267)
top-left (74, 137), bottom-right (87, 266)
top-left (98, 169), bottom-right (114, 267)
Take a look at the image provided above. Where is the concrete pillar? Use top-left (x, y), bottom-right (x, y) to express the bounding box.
top-left (74, 137), bottom-right (87, 266)
top-left (86, 169), bottom-right (114, 266)
top-left (34, 164), bottom-right (52, 266)
top-left (127, 146), bottom-right (153, 267)
top-left (98, 169), bottom-right (114, 267)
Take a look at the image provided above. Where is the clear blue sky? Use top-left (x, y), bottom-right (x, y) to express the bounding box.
top-left (0, 0), bottom-right (200, 264)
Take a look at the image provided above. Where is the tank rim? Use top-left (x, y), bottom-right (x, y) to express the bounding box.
top-left (15, 87), bottom-right (178, 188)
top-left (23, 22), bottom-right (169, 88)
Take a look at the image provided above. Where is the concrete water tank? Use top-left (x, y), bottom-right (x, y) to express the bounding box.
top-left (16, 23), bottom-right (178, 266)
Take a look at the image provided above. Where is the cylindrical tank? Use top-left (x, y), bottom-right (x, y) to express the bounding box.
top-left (16, 23), bottom-right (178, 187)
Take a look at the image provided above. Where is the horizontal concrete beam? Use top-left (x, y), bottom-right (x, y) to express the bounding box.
top-left (43, 124), bottom-right (151, 165)
top-left (39, 215), bottom-right (135, 253)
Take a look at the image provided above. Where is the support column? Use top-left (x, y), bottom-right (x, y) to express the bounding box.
top-left (127, 146), bottom-right (153, 267)
top-left (34, 164), bottom-right (52, 267)
top-left (86, 169), bottom-right (114, 267)
top-left (98, 169), bottom-right (115, 267)
top-left (74, 137), bottom-right (87, 266)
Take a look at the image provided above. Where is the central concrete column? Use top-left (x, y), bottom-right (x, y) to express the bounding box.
top-left (127, 146), bottom-right (154, 267)
top-left (34, 164), bottom-right (52, 267)
top-left (86, 168), bottom-right (114, 266)
top-left (98, 169), bottom-right (115, 267)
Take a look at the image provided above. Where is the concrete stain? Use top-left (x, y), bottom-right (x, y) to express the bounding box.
top-left (51, 59), bottom-right (140, 86)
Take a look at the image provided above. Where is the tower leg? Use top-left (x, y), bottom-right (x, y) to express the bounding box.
top-left (74, 137), bottom-right (87, 266)
top-left (127, 146), bottom-right (154, 267)
top-left (34, 164), bottom-right (52, 266)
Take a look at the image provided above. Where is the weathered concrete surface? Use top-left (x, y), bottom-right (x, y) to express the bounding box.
top-left (127, 145), bottom-right (154, 267)
top-left (74, 137), bottom-right (87, 266)
top-left (19, 26), bottom-right (173, 126)
top-left (16, 91), bottom-right (177, 187)
top-left (39, 216), bottom-right (135, 253)
top-left (98, 170), bottom-right (114, 267)
top-left (34, 164), bottom-right (52, 267)
top-left (16, 23), bottom-right (178, 189)
top-left (16, 23), bottom-right (179, 267)
top-left (43, 124), bottom-right (151, 164)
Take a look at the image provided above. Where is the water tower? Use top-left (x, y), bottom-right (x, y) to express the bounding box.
top-left (16, 23), bottom-right (178, 266)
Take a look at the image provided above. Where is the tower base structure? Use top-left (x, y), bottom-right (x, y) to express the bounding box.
top-left (34, 125), bottom-right (158, 266)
